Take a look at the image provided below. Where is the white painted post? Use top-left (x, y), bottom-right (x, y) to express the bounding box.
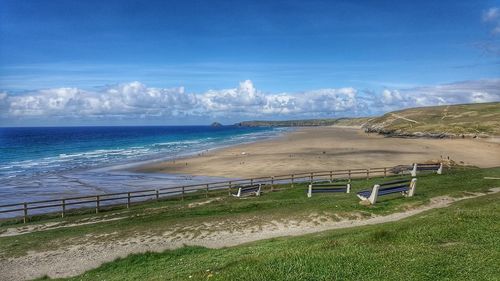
top-left (407, 178), bottom-right (417, 197)
top-left (411, 163), bottom-right (417, 177)
top-left (307, 184), bottom-right (312, 198)
top-left (368, 184), bottom-right (380, 204)
top-left (346, 183), bottom-right (351, 193)
top-left (256, 184), bottom-right (262, 196)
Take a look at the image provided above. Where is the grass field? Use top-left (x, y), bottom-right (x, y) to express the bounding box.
top-left (46, 192), bottom-right (500, 281)
top-left (363, 102), bottom-right (500, 136)
top-left (1, 167), bottom-right (499, 280)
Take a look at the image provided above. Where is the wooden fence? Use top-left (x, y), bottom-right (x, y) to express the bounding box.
top-left (0, 165), bottom-right (411, 223)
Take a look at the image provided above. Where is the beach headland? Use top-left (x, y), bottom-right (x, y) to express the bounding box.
top-left (135, 126), bottom-right (500, 178)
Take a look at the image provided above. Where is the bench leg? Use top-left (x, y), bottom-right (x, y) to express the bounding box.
top-left (307, 184), bottom-right (312, 198)
top-left (437, 163), bottom-right (443, 175)
top-left (368, 184), bottom-right (379, 204)
top-left (406, 178), bottom-right (417, 197)
top-left (411, 163), bottom-right (417, 177)
top-left (256, 184), bottom-right (262, 196)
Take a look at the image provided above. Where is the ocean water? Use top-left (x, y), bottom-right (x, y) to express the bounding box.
top-left (0, 126), bottom-right (286, 211)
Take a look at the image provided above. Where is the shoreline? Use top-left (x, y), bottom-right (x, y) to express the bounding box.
top-left (134, 126), bottom-right (500, 178)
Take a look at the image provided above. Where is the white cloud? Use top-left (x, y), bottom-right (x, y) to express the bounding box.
top-left (483, 7), bottom-right (500, 35)
top-left (378, 79), bottom-right (500, 110)
top-left (1, 79), bottom-right (499, 124)
top-left (198, 80), bottom-right (361, 117)
top-left (483, 7), bottom-right (499, 22)
top-left (5, 82), bottom-right (197, 119)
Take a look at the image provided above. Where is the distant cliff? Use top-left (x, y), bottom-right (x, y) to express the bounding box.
top-left (234, 118), bottom-right (369, 127)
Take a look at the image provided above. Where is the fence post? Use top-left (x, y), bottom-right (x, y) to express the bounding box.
top-left (23, 202), bottom-right (28, 224)
top-left (206, 184), bottom-right (209, 198)
top-left (182, 186), bottom-right (185, 201)
top-left (291, 174), bottom-right (294, 187)
top-left (250, 178), bottom-right (253, 186)
top-left (228, 181), bottom-right (232, 195)
top-left (348, 170), bottom-right (351, 180)
top-left (62, 199), bottom-right (66, 218)
top-left (310, 172), bottom-right (314, 184)
top-left (96, 196), bottom-right (100, 214)
top-left (271, 176), bottom-right (274, 191)
top-left (156, 189), bottom-right (159, 201)
top-left (330, 171), bottom-right (333, 182)
top-left (384, 167), bottom-right (387, 177)
top-left (127, 192), bottom-right (131, 208)
top-left (367, 169), bottom-right (370, 180)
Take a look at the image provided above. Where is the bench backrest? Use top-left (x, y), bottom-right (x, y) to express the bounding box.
top-left (307, 182), bottom-right (351, 197)
top-left (411, 163), bottom-right (443, 176)
top-left (357, 178), bottom-right (417, 204)
top-left (233, 184), bottom-right (262, 197)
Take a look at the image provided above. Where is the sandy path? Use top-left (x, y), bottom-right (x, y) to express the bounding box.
top-left (1, 187), bottom-right (498, 281)
top-left (136, 127), bottom-right (500, 178)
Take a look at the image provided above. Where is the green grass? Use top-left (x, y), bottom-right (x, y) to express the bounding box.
top-left (1, 167), bottom-right (499, 262)
top-left (364, 102), bottom-right (500, 136)
top-left (42, 182), bottom-right (500, 280)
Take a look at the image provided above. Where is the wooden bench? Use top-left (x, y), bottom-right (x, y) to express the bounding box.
top-left (411, 163), bottom-right (443, 176)
top-left (232, 184), bottom-right (262, 197)
top-left (307, 181), bottom-right (351, 198)
top-left (357, 178), bottom-right (417, 204)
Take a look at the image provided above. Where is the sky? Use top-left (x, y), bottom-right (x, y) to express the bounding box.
top-left (0, 0), bottom-right (499, 126)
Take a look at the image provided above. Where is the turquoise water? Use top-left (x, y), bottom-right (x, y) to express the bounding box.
top-left (0, 126), bottom-right (286, 209)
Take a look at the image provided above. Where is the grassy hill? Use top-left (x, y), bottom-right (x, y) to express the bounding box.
top-left (54, 191), bottom-right (500, 281)
top-left (24, 167), bottom-right (500, 281)
top-left (363, 102), bottom-right (500, 137)
top-left (1, 167), bottom-right (499, 280)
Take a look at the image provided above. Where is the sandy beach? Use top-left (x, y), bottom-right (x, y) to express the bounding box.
top-left (136, 126), bottom-right (500, 178)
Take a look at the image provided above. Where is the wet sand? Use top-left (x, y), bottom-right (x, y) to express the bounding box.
top-left (135, 127), bottom-right (500, 178)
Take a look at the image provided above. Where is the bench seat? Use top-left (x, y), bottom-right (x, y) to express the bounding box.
top-left (357, 178), bottom-right (417, 204)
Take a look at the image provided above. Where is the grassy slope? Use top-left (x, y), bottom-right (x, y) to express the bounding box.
top-left (364, 102), bottom-right (500, 136)
top-left (2, 167), bottom-right (498, 259)
top-left (48, 192), bottom-right (500, 281)
top-left (0, 168), bottom-right (497, 275)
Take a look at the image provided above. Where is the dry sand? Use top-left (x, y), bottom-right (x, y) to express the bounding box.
top-left (136, 127), bottom-right (500, 178)
top-left (1, 188), bottom-right (498, 281)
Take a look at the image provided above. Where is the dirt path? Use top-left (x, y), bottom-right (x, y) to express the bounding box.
top-left (1, 187), bottom-right (499, 281)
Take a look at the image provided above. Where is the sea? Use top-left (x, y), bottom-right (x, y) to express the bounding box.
top-left (0, 126), bottom-right (287, 214)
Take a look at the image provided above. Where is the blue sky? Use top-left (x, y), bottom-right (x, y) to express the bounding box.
top-left (0, 0), bottom-right (499, 126)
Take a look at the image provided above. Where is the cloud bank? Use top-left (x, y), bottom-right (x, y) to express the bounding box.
top-left (1, 79), bottom-right (499, 125)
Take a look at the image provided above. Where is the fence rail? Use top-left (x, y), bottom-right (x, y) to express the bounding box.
top-left (0, 165), bottom-right (416, 223)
